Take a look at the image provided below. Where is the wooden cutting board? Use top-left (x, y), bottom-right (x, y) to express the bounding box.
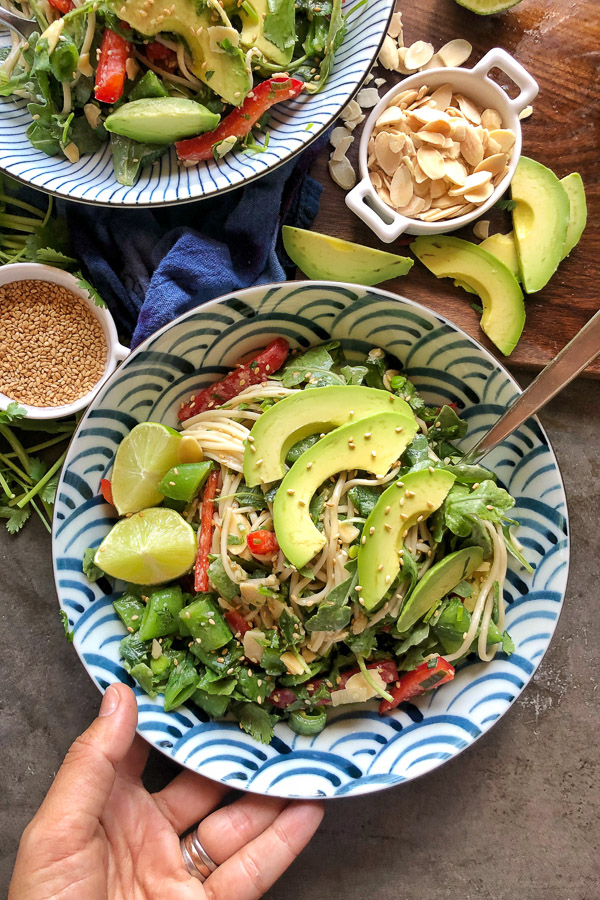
top-left (309, 0), bottom-right (600, 374)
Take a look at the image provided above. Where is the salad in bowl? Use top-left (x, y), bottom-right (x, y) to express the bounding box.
top-left (86, 337), bottom-right (526, 745)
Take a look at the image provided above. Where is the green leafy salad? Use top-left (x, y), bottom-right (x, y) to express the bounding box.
top-left (1, 0), bottom-right (347, 184)
top-left (85, 338), bottom-right (531, 745)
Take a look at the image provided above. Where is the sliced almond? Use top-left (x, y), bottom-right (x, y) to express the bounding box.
top-left (413, 161), bottom-right (429, 184)
top-left (484, 137), bottom-right (502, 156)
top-left (375, 131), bottom-right (402, 175)
top-left (390, 165), bottom-right (413, 208)
top-left (413, 106), bottom-right (451, 126)
top-left (454, 93), bottom-right (481, 125)
top-left (369, 170), bottom-right (383, 190)
top-left (379, 35), bottom-right (399, 71)
top-left (448, 170), bottom-right (491, 196)
top-left (418, 130), bottom-right (447, 147)
top-left (389, 133), bottom-right (406, 154)
top-left (487, 129), bottom-right (516, 153)
top-left (475, 152), bottom-right (508, 176)
top-left (329, 156), bottom-right (356, 190)
top-left (357, 88), bottom-right (381, 109)
top-left (519, 105), bottom-right (533, 120)
top-left (443, 140), bottom-right (462, 160)
top-left (444, 158), bottom-right (467, 185)
top-left (397, 195), bottom-right (426, 217)
top-left (344, 114), bottom-right (364, 132)
top-left (473, 219), bottom-right (491, 240)
top-left (416, 146), bottom-right (445, 180)
top-left (376, 106), bottom-right (405, 128)
top-left (419, 203), bottom-right (465, 221)
top-left (388, 11), bottom-right (403, 40)
top-left (449, 118), bottom-right (467, 141)
top-left (421, 52), bottom-right (444, 70)
top-left (332, 134), bottom-right (354, 161)
top-left (430, 178), bottom-right (448, 199)
top-left (481, 108), bottom-right (503, 130)
top-left (428, 83), bottom-right (453, 111)
top-left (376, 184), bottom-right (392, 206)
top-left (464, 182), bottom-right (494, 204)
top-left (395, 46), bottom-right (415, 75)
top-left (393, 89), bottom-right (419, 108)
top-left (402, 154), bottom-right (415, 177)
top-left (330, 126), bottom-right (353, 148)
top-left (341, 100), bottom-right (361, 121)
top-left (461, 124), bottom-right (484, 166)
top-left (438, 39), bottom-right (472, 68)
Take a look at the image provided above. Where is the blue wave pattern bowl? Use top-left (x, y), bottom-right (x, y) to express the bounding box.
top-left (53, 283), bottom-right (569, 798)
top-left (0, 0), bottom-right (393, 206)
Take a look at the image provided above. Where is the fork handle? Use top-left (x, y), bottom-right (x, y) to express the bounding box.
top-left (463, 307), bottom-right (600, 463)
top-left (0, 7), bottom-right (38, 38)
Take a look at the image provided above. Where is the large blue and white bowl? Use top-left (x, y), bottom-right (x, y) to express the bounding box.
top-left (0, 0), bottom-right (393, 206)
top-left (53, 283), bottom-right (569, 798)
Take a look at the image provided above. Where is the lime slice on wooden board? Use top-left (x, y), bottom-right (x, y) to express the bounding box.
top-left (111, 422), bottom-right (181, 515)
top-left (454, 0), bottom-right (522, 13)
top-left (95, 507), bottom-right (197, 584)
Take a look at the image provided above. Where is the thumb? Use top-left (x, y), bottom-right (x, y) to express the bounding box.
top-left (39, 683), bottom-right (138, 842)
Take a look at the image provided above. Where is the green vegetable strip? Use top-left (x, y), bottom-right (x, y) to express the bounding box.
top-left (17, 450), bottom-right (66, 508)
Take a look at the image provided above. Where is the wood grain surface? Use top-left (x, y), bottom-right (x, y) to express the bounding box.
top-left (308, 0), bottom-right (600, 374)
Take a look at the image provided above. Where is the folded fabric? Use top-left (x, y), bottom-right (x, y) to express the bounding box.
top-left (65, 137), bottom-right (325, 348)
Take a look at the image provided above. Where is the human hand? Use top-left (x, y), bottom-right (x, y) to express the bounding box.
top-left (9, 683), bottom-right (324, 900)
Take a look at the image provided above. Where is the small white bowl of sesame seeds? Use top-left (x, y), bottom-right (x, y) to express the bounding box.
top-left (0, 263), bottom-right (129, 420)
top-left (346, 47), bottom-right (538, 242)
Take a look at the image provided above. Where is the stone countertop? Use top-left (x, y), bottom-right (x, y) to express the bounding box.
top-left (1, 372), bottom-right (599, 899)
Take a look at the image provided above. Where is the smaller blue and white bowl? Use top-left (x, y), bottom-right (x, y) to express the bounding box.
top-left (52, 282), bottom-right (569, 798)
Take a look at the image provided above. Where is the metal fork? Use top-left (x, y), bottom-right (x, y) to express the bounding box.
top-left (0, 6), bottom-right (38, 38)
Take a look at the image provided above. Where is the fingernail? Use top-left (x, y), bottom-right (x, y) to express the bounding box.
top-left (99, 685), bottom-right (120, 717)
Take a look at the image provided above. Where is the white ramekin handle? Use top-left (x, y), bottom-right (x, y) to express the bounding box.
top-left (473, 47), bottom-right (539, 114)
top-left (345, 177), bottom-right (408, 244)
top-left (114, 342), bottom-right (130, 362)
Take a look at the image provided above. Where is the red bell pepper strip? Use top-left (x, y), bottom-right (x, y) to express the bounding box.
top-left (194, 469), bottom-right (220, 592)
top-left (145, 40), bottom-right (177, 70)
top-left (175, 76), bottom-right (304, 163)
top-left (247, 530), bottom-right (280, 556)
top-left (94, 28), bottom-right (133, 104)
top-left (100, 478), bottom-right (114, 506)
top-left (225, 610), bottom-right (251, 636)
top-left (178, 337), bottom-right (289, 421)
top-left (48, 0), bottom-right (74, 13)
top-left (379, 657), bottom-right (455, 715)
top-left (268, 687), bottom-right (298, 709)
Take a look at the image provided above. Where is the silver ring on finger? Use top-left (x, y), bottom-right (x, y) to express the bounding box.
top-left (180, 827), bottom-right (218, 883)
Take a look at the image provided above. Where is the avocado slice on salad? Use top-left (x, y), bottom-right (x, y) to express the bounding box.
top-left (239, 0), bottom-right (295, 66)
top-left (282, 226), bottom-right (414, 284)
top-left (112, 0), bottom-right (251, 105)
top-left (396, 546), bottom-right (484, 632)
top-left (357, 469), bottom-right (456, 611)
top-left (510, 156), bottom-right (569, 293)
top-left (560, 173), bottom-right (587, 259)
top-left (105, 98), bottom-right (221, 144)
top-left (454, 0), bottom-right (523, 12)
top-left (412, 235), bottom-right (525, 356)
top-left (243, 385), bottom-right (414, 487)
top-left (273, 411), bottom-right (418, 568)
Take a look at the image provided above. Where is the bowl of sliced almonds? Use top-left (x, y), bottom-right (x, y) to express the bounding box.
top-left (346, 48), bottom-right (538, 242)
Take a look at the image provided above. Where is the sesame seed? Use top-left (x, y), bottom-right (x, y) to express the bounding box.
top-left (169, 481), bottom-right (176, 486)
top-left (428, 466), bottom-right (435, 474)
top-left (361, 536), bottom-right (366, 544)
top-left (371, 450), bottom-right (377, 458)
top-left (400, 512), bottom-right (408, 521)
top-left (378, 564), bottom-right (383, 571)
top-left (402, 529), bottom-right (408, 538)
top-left (250, 445), bottom-right (257, 453)
top-left (385, 523), bottom-right (392, 531)
top-left (417, 515), bottom-right (423, 522)
top-left (319, 432), bottom-right (325, 438)
top-left (307, 461), bottom-right (313, 469)
top-left (385, 575), bottom-right (391, 583)
top-left (396, 481), bottom-right (404, 488)
top-left (364, 432), bottom-right (372, 439)
top-left (399, 558), bottom-right (404, 567)
top-left (196, 638), bottom-right (202, 644)
top-left (173, 658), bottom-right (178, 666)
top-left (355, 585), bottom-right (363, 592)
top-left (369, 526), bottom-right (375, 535)
top-left (486, 504), bottom-right (494, 510)
top-left (400, 497), bottom-right (405, 506)
top-left (298, 499), bottom-right (306, 507)
top-left (248, 435), bottom-right (254, 442)
top-left (349, 410), bottom-right (355, 417)
top-left (406, 490), bottom-right (415, 498)
top-left (427, 500), bottom-right (435, 508)
top-left (287, 488), bottom-right (295, 495)
top-left (385, 506), bottom-right (391, 515)
top-left (473, 482), bottom-right (480, 489)
top-left (358, 598), bottom-right (365, 605)
top-left (131, 614), bottom-right (139, 621)
top-left (395, 426), bottom-right (403, 433)
top-left (127, 626), bottom-right (133, 633)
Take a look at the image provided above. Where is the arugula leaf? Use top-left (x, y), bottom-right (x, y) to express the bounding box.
top-left (280, 341), bottom-right (344, 387)
top-left (305, 604), bottom-right (351, 633)
top-left (364, 349), bottom-right (387, 390)
top-left (286, 434), bottom-right (320, 464)
top-left (0, 506), bottom-right (31, 534)
top-left (196, 668), bottom-right (237, 696)
top-left (401, 433), bottom-right (431, 469)
top-left (395, 622), bottom-right (430, 654)
top-left (390, 373), bottom-right (425, 414)
top-left (234, 702), bottom-right (276, 744)
top-left (501, 630), bottom-right (515, 655)
top-left (502, 523), bottom-right (534, 573)
top-left (82, 547), bottom-right (105, 582)
top-left (110, 133), bottom-right (168, 187)
top-left (264, 0), bottom-right (296, 51)
top-left (235, 481), bottom-right (268, 510)
top-left (444, 462), bottom-right (496, 485)
top-left (279, 609), bottom-right (305, 646)
top-left (347, 484), bottom-right (381, 518)
top-left (59, 609), bottom-right (74, 642)
top-left (431, 597), bottom-right (470, 654)
top-left (340, 364), bottom-right (367, 385)
top-left (309, 483), bottom-right (332, 529)
top-left (427, 405), bottom-right (468, 444)
top-left (444, 480), bottom-right (516, 538)
top-left (345, 627), bottom-right (376, 657)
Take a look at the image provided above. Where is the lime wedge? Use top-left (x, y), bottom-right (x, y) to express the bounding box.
top-left (95, 507), bottom-right (197, 584)
top-left (111, 422), bottom-right (181, 515)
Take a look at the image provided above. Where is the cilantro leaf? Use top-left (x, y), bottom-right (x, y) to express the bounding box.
top-left (0, 402), bottom-right (26, 424)
top-left (82, 547), bottom-right (105, 582)
top-left (0, 506), bottom-right (31, 534)
top-left (60, 609), bottom-right (74, 643)
top-left (39, 471), bottom-right (59, 505)
top-left (29, 457), bottom-right (47, 482)
top-left (234, 702), bottom-right (276, 744)
top-left (495, 198), bottom-right (516, 211)
top-left (74, 271), bottom-right (107, 308)
top-left (263, 0), bottom-right (296, 51)
top-left (502, 630), bottom-right (515, 655)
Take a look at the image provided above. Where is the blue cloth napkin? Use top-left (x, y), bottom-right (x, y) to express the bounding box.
top-left (64, 137), bottom-right (325, 348)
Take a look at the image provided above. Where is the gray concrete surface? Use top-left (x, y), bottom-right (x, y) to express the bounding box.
top-left (1, 371), bottom-right (599, 899)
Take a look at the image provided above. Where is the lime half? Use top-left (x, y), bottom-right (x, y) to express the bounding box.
top-left (111, 422), bottom-right (181, 515)
top-left (95, 507), bottom-right (197, 584)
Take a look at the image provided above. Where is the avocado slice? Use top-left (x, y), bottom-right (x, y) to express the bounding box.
top-left (111, 0), bottom-right (251, 105)
top-left (244, 385), bottom-right (414, 487)
top-left (282, 227), bottom-right (414, 285)
top-left (273, 411), bottom-right (418, 568)
top-left (479, 232), bottom-right (520, 281)
top-left (412, 235), bottom-right (525, 356)
top-left (454, 0), bottom-right (522, 11)
top-left (560, 173), bottom-right (587, 259)
top-left (357, 468), bottom-right (456, 611)
top-left (105, 98), bottom-right (220, 144)
top-left (396, 546), bottom-right (484, 632)
top-left (511, 157), bottom-right (570, 293)
top-left (239, 0), bottom-right (295, 66)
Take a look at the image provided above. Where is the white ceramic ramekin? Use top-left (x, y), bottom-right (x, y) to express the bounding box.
top-left (0, 262), bottom-right (129, 420)
top-left (345, 47), bottom-right (539, 243)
